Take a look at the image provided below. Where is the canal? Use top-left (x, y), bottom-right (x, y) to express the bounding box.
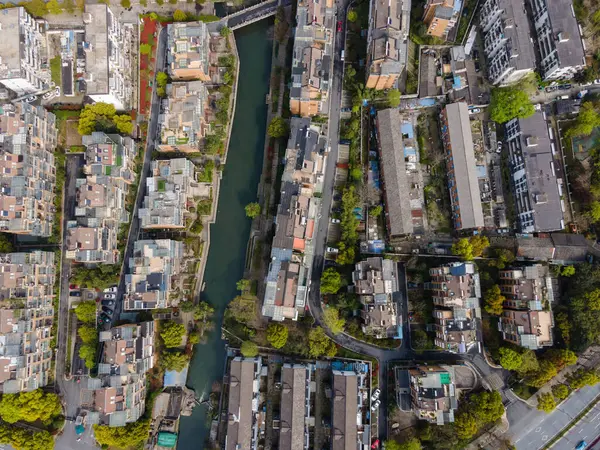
top-left (177, 18), bottom-right (273, 447)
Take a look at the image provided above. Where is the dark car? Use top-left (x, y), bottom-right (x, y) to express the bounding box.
top-left (102, 307), bottom-right (114, 316)
top-left (472, 49), bottom-right (479, 59)
top-left (474, 61), bottom-right (481, 72)
top-left (559, 84), bottom-right (572, 90)
top-left (101, 300), bottom-right (115, 307)
top-left (98, 313), bottom-right (111, 324)
top-left (70, 291), bottom-right (81, 297)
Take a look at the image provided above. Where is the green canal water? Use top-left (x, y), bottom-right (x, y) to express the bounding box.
top-left (177, 19), bottom-right (273, 448)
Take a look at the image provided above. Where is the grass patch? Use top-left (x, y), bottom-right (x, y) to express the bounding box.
top-left (50, 56), bottom-right (61, 86)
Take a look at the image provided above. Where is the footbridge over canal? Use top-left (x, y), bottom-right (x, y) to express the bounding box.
top-left (219, 0), bottom-right (292, 30)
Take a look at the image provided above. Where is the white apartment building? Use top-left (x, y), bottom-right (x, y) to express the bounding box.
top-left (0, 7), bottom-right (51, 95)
top-left (83, 4), bottom-right (136, 110)
top-left (479, 0), bottom-right (535, 85)
top-left (530, 0), bottom-right (586, 80)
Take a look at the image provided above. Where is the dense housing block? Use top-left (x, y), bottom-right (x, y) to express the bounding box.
top-left (409, 365), bottom-right (458, 424)
top-left (167, 22), bottom-right (211, 82)
top-left (279, 363), bottom-right (312, 450)
top-left (423, 0), bottom-right (459, 39)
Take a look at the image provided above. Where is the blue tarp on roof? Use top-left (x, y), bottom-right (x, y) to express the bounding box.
top-left (368, 240), bottom-right (385, 253)
top-left (401, 122), bottom-right (414, 139)
top-left (404, 146), bottom-right (417, 157)
top-left (419, 98), bottom-right (436, 107)
top-left (453, 76), bottom-right (462, 89)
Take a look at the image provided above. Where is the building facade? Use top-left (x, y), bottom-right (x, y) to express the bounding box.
top-left (423, 0), bottom-right (460, 39)
top-left (0, 102), bottom-right (57, 237)
top-left (440, 102), bottom-right (484, 230)
top-left (0, 7), bottom-right (50, 95)
top-left (0, 251), bottom-right (55, 393)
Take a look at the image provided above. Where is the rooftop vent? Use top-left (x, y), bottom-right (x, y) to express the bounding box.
top-left (526, 136), bottom-right (539, 147)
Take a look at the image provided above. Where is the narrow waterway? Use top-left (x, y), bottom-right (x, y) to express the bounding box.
top-left (177, 19), bottom-right (273, 448)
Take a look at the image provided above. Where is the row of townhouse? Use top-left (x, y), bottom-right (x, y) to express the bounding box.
top-left (0, 251), bottom-right (55, 393)
top-left (0, 5), bottom-right (136, 109)
top-left (223, 357), bottom-right (372, 450)
top-left (65, 132), bottom-right (137, 264)
top-left (480, 0), bottom-right (585, 85)
top-left (79, 322), bottom-right (154, 426)
top-left (262, 118), bottom-right (327, 321)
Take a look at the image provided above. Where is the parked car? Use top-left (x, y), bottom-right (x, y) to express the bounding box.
top-left (371, 400), bottom-right (381, 412)
top-left (474, 61), bottom-right (480, 72)
top-left (70, 291), bottom-right (81, 297)
top-left (104, 293), bottom-right (116, 299)
top-left (24, 95), bottom-right (37, 103)
top-left (42, 91), bottom-right (54, 100)
top-left (337, 20), bottom-right (342, 32)
top-left (372, 388), bottom-right (381, 400)
top-left (101, 300), bottom-right (115, 307)
top-left (104, 286), bottom-right (118, 293)
top-left (55, 86), bottom-right (60, 96)
top-left (98, 313), bottom-right (111, 324)
top-left (341, 107), bottom-right (351, 113)
top-left (102, 307), bottom-right (114, 316)
top-left (330, 218), bottom-right (340, 223)
top-left (70, 284), bottom-right (79, 289)
top-left (472, 49), bottom-right (479, 59)
top-left (326, 247), bottom-right (339, 253)
top-left (371, 440), bottom-right (380, 449)
top-left (575, 441), bottom-right (587, 450)
top-left (594, 79), bottom-right (600, 85)
top-left (558, 84), bottom-right (572, 90)
top-left (468, 108), bottom-right (481, 115)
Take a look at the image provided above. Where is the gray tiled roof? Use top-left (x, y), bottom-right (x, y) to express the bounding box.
top-left (547, 0), bottom-right (585, 68)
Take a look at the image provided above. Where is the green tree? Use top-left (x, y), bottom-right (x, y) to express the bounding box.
top-left (120, 0), bottom-right (131, 7)
top-left (589, 201), bottom-right (600, 222)
top-left (566, 102), bottom-right (600, 137)
top-left (241, 340), bottom-right (259, 357)
top-left (220, 26), bottom-right (232, 36)
top-left (568, 368), bottom-right (600, 389)
top-left (113, 114), bottom-right (133, 135)
top-left (268, 117), bottom-right (289, 138)
top-left (0, 425), bottom-right (54, 450)
top-left (193, 301), bottom-right (214, 321)
top-left (0, 234), bottom-right (13, 253)
top-left (498, 346), bottom-right (523, 371)
top-left (156, 71), bottom-right (169, 87)
top-left (552, 384), bottom-right (570, 401)
top-left (384, 438), bottom-right (422, 450)
top-left (23, 0), bottom-right (48, 16)
top-left (321, 267), bottom-right (342, 294)
top-left (387, 89), bottom-right (401, 108)
top-left (369, 205), bottom-right (383, 217)
top-left (64, 0), bottom-right (75, 13)
top-left (94, 420), bottom-right (150, 449)
top-left (537, 392), bottom-right (556, 413)
top-left (79, 344), bottom-right (97, 369)
top-left (350, 167), bottom-right (362, 181)
top-left (140, 43), bottom-right (152, 55)
top-left (245, 202), bottom-right (261, 218)
top-left (226, 295), bottom-right (257, 324)
top-left (173, 9), bottom-right (187, 21)
top-left (74, 301), bottom-right (97, 324)
top-left (584, 288), bottom-right (600, 310)
top-left (266, 323), bottom-right (288, 349)
top-left (545, 349), bottom-right (577, 371)
top-left (489, 86), bottom-right (535, 123)
top-left (519, 349), bottom-right (540, 375)
top-left (470, 390), bottom-right (504, 424)
top-left (526, 360), bottom-right (558, 388)
top-left (46, 0), bottom-right (63, 14)
top-left (493, 248), bottom-right (515, 269)
top-left (78, 326), bottom-right (98, 345)
top-left (470, 235), bottom-right (490, 257)
top-left (323, 306), bottom-right (345, 335)
top-left (454, 412), bottom-right (478, 440)
top-left (451, 238), bottom-right (474, 260)
top-left (561, 265), bottom-right (576, 277)
top-left (411, 329), bottom-right (431, 349)
top-left (161, 351), bottom-right (189, 371)
top-left (308, 327), bottom-right (337, 358)
top-left (484, 285), bottom-right (505, 316)
top-left (0, 390), bottom-right (62, 424)
top-left (347, 9), bottom-right (358, 22)
top-left (236, 279), bottom-right (252, 293)
top-left (179, 300), bottom-right (195, 313)
top-left (160, 321), bottom-right (186, 348)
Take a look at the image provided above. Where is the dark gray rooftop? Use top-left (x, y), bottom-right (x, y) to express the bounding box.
top-left (547, 0), bottom-right (585, 69)
top-left (500, 0), bottom-right (536, 71)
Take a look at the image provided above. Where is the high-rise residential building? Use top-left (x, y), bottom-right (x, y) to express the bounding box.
top-left (427, 262), bottom-right (481, 353)
top-left (408, 365), bottom-right (458, 424)
top-left (505, 111), bottom-right (564, 232)
top-left (423, 0), bottom-right (460, 39)
top-left (530, 0), bottom-right (585, 81)
top-left (498, 264), bottom-right (554, 349)
top-left (83, 4), bottom-right (136, 110)
top-left (440, 102), bottom-right (484, 230)
top-left (365, 0), bottom-right (410, 90)
top-left (0, 7), bottom-right (51, 95)
top-left (352, 257), bottom-right (402, 339)
top-left (139, 158), bottom-right (200, 229)
top-left (289, 0), bottom-right (334, 116)
top-left (479, 0), bottom-right (535, 85)
top-left (0, 251), bottom-right (55, 393)
top-left (0, 102), bottom-right (57, 237)
top-left (124, 239), bottom-right (183, 310)
top-left (167, 22), bottom-right (211, 82)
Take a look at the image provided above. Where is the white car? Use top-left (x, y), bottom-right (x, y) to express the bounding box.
top-left (326, 247), bottom-right (339, 254)
top-left (24, 95), bottom-right (37, 103)
top-left (42, 91), bottom-right (55, 100)
top-left (468, 108), bottom-right (481, 115)
top-left (371, 400), bottom-right (381, 412)
top-left (330, 218), bottom-right (340, 223)
top-left (372, 388), bottom-right (381, 400)
top-left (104, 286), bottom-right (118, 293)
top-left (55, 86), bottom-right (60, 96)
top-left (534, 103), bottom-right (542, 111)
top-left (104, 293), bottom-right (116, 299)
top-left (594, 79), bottom-right (600, 85)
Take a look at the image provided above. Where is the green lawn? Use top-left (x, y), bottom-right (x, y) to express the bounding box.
top-left (157, 179), bottom-right (166, 192)
top-left (50, 56), bottom-right (61, 86)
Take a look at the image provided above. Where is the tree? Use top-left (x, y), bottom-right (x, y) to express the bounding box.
top-left (589, 201), bottom-right (600, 222)
top-left (0, 390), bottom-right (62, 424)
top-left (120, 0), bottom-right (131, 7)
top-left (156, 71), bottom-right (169, 87)
top-left (537, 392), bottom-right (556, 413)
top-left (519, 349), bottom-right (540, 375)
top-left (94, 421), bottom-right (150, 449)
top-left (74, 301), bottom-right (97, 324)
top-left (369, 205), bottom-right (383, 217)
top-left (308, 327), bottom-right (337, 358)
top-left (194, 301), bottom-right (214, 321)
top-left (484, 285), bottom-right (505, 316)
top-left (347, 9), bottom-right (358, 22)
top-left (384, 438), bottom-right (422, 450)
top-left (552, 384), bottom-right (570, 401)
top-left (161, 351), bottom-right (189, 371)
top-left (245, 202), bottom-right (260, 218)
top-left (387, 89), bottom-right (401, 108)
top-left (173, 9), bottom-right (187, 21)
top-left (470, 235), bottom-right (490, 257)
top-left (584, 288), bottom-right (600, 310)
top-left (470, 390), bottom-right (504, 424)
top-left (226, 295), bottom-right (257, 324)
top-left (23, 0), bottom-right (48, 17)
top-left (268, 117), bottom-right (289, 138)
top-left (561, 265), bottom-right (576, 277)
top-left (220, 26), bottom-right (232, 36)
top-left (545, 349), bottom-right (577, 371)
top-left (0, 234), bottom-right (13, 253)
top-left (498, 346), bottom-right (523, 371)
top-left (568, 368), bottom-right (600, 389)
top-left (489, 86), bottom-right (535, 123)
top-left (113, 114), bottom-right (133, 135)
top-left (236, 279), bottom-right (252, 293)
top-left (493, 248), bottom-right (515, 269)
top-left (323, 306), bottom-right (345, 335)
top-left (266, 323), bottom-right (288, 349)
top-left (565, 102), bottom-right (600, 137)
top-left (241, 340), bottom-right (259, 357)
top-left (350, 167), bottom-right (362, 181)
top-left (451, 238), bottom-right (474, 260)
top-left (79, 344), bottom-right (96, 369)
top-left (140, 43), bottom-right (152, 55)
top-left (0, 425), bottom-right (54, 450)
top-left (160, 321), bottom-right (186, 348)
top-left (321, 267), bottom-right (342, 295)
top-left (526, 360), bottom-right (558, 388)
top-left (78, 326), bottom-right (98, 345)
top-left (46, 0), bottom-right (63, 14)
top-left (454, 412), bottom-right (478, 440)
top-left (412, 329), bottom-right (430, 349)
